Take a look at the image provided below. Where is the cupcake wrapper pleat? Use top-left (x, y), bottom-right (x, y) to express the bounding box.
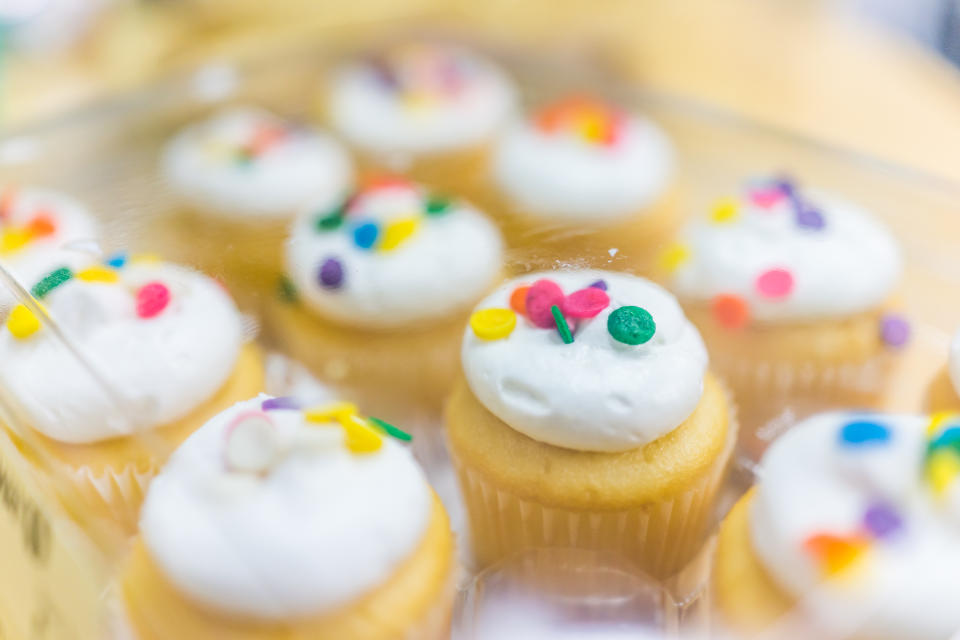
top-left (66, 463), bottom-right (156, 535)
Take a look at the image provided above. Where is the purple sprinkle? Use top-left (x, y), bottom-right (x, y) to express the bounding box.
top-left (773, 175), bottom-right (795, 195)
top-left (588, 279), bottom-right (608, 291)
top-left (261, 396), bottom-right (300, 411)
top-left (863, 501), bottom-right (903, 539)
top-left (794, 204), bottom-right (825, 230)
top-left (318, 257), bottom-right (344, 290)
top-left (880, 314), bottom-right (911, 348)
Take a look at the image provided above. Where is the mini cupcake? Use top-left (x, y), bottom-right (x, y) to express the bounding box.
top-left (927, 328), bottom-right (960, 413)
top-left (326, 42), bottom-right (515, 194)
top-left (714, 411), bottom-right (960, 638)
top-left (161, 106), bottom-right (352, 297)
top-left (0, 255), bottom-right (263, 531)
top-left (446, 269), bottom-right (736, 579)
top-left (663, 176), bottom-right (907, 449)
top-left (483, 96), bottom-right (679, 272)
top-left (0, 185), bottom-right (99, 307)
top-left (267, 176), bottom-right (503, 419)
top-left (121, 395), bottom-right (455, 639)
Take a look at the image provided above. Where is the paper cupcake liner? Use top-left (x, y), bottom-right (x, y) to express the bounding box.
top-left (64, 461), bottom-right (156, 535)
top-left (453, 385), bottom-right (738, 583)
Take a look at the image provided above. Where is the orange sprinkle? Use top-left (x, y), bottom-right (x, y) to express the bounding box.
top-left (804, 533), bottom-right (868, 576)
top-left (509, 285), bottom-right (530, 316)
top-left (711, 294), bottom-right (750, 330)
top-left (249, 124), bottom-right (287, 155)
top-left (25, 213), bottom-right (56, 238)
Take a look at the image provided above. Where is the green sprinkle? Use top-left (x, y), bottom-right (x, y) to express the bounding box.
top-left (277, 275), bottom-right (298, 303)
top-left (368, 416), bottom-right (413, 442)
top-left (315, 202), bottom-right (347, 232)
top-left (31, 267), bottom-right (72, 299)
top-left (551, 304), bottom-right (574, 344)
top-left (607, 306), bottom-right (656, 345)
top-left (425, 196), bottom-right (452, 216)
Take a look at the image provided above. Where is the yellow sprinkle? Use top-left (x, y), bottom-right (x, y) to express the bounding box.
top-left (710, 197), bottom-right (740, 224)
top-left (927, 449), bottom-right (960, 495)
top-left (6, 304), bottom-right (40, 339)
top-left (470, 308), bottom-right (517, 341)
top-left (578, 113), bottom-right (608, 143)
top-left (0, 228), bottom-right (32, 254)
top-left (658, 243), bottom-right (691, 273)
top-left (304, 402), bottom-right (359, 424)
top-left (927, 411), bottom-right (957, 436)
top-left (342, 415), bottom-right (383, 454)
top-left (130, 253), bottom-right (161, 265)
top-left (379, 217), bottom-right (420, 252)
top-left (75, 266), bottom-right (119, 284)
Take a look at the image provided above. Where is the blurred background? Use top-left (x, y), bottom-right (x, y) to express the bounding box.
top-left (1, 0), bottom-right (959, 182)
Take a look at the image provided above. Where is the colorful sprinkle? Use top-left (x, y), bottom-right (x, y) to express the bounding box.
top-left (75, 266), bottom-right (119, 283)
top-left (588, 279), bottom-right (608, 291)
top-left (838, 420), bottom-right (891, 446)
top-left (607, 306), bottom-right (655, 345)
top-left (342, 415), bottom-right (383, 454)
top-left (379, 217), bottom-right (419, 252)
top-left (368, 416), bottom-right (413, 442)
top-left (929, 426), bottom-right (960, 454)
top-left (749, 188), bottom-right (784, 209)
top-left (927, 411), bottom-right (957, 436)
top-left (755, 268), bottom-right (794, 299)
top-left (223, 411), bottom-right (279, 474)
top-left (277, 275), bottom-right (298, 302)
top-left (862, 502), bottom-right (903, 539)
top-left (6, 304), bottom-right (40, 339)
top-left (31, 267), bottom-right (72, 299)
top-left (425, 196), bottom-right (452, 216)
top-left (470, 308), bottom-right (517, 341)
top-left (551, 304), bottom-right (574, 344)
top-left (25, 213), bottom-right (56, 238)
top-left (711, 294), bottom-right (750, 329)
top-left (879, 313), bottom-right (911, 348)
top-left (135, 282), bottom-right (171, 319)
top-left (795, 204), bottom-right (825, 230)
top-left (926, 449), bottom-right (960, 495)
top-left (509, 285), bottom-right (530, 315)
top-left (804, 533), bottom-right (867, 576)
top-left (261, 396), bottom-right (300, 411)
top-left (525, 279), bottom-right (565, 329)
top-left (318, 257), bottom-right (344, 290)
top-left (0, 188), bottom-right (15, 220)
top-left (535, 96), bottom-right (624, 147)
top-left (105, 252), bottom-right (128, 269)
top-left (353, 222), bottom-right (379, 249)
top-left (1, 228), bottom-right (32, 254)
top-left (315, 210), bottom-right (345, 232)
top-left (658, 244), bottom-right (691, 274)
top-left (709, 197), bottom-right (739, 224)
top-left (561, 287), bottom-right (609, 319)
top-left (305, 402), bottom-right (359, 424)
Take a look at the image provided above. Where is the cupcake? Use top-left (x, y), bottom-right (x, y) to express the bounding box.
top-left (161, 106), bottom-right (352, 298)
top-left (483, 96), bottom-right (679, 273)
top-left (446, 269), bottom-right (736, 579)
top-left (326, 42), bottom-right (515, 195)
top-left (714, 411), bottom-right (960, 638)
top-left (0, 255), bottom-right (263, 531)
top-left (121, 395), bottom-right (455, 639)
top-left (267, 176), bottom-right (503, 419)
top-left (927, 328), bottom-right (960, 413)
top-left (663, 176), bottom-right (907, 452)
top-left (0, 185), bottom-right (99, 307)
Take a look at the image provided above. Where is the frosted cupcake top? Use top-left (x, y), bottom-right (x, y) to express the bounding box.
top-left (162, 106), bottom-right (352, 221)
top-left (492, 96), bottom-right (675, 223)
top-left (750, 411), bottom-right (960, 640)
top-left (462, 270), bottom-right (708, 452)
top-left (285, 176), bottom-right (503, 330)
top-left (328, 42), bottom-right (516, 156)
top-left (0, 186), bottom-right (99, 306)
top-left (140, 395), bottom-right (430, 621)
top-left (949, 329), bottom-right (960, 397)
top-left (667, 176), bottom-right (903, 326)
top-left (0, 256), bottom-right (243, 443)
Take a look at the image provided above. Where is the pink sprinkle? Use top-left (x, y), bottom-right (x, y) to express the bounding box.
top-left (562, 287), bottom-right (610, 319)
top-left (755, 268), bottom-right (794, 299)
top-left (136, 282), bottom-right (171, 319)
top-left (525, 279), bottom-right (565, 328)
top-left (750, 189), bottom-right (784, 209)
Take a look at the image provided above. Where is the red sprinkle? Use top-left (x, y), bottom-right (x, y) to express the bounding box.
top-left (509, 285), bottom-right (530, 316)
top-left (136, 282), bottom-right (171, 319)
top-left (26, 213), bottom-right (57, 237)
top-left (712, 294), bottom-right (750, 329)
top-left (562, 287), bottom-right (610, 319)
top-left (756, 268), bottom-right (794, 299)
top-left (525, 279), bottom-right (565, 328)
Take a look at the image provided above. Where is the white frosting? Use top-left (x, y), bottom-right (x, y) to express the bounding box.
top-left (140, 395), bottom-right (432, 621)
top-left (492, 110), bottom-right (674, 222)
top-left (162, 106), bottom-right (352, 221)
top-left (328, 43), bottom-right (515, 156)
top-left (0, 261), bottom-right (243, 443)
top-left (0, 186), bottom-right (99, 310)
top-left (671, 179), bottom-right (902, 323)
top-left (750, 411), bottom-right (960, 640)
top-left (462, 270), bottom-right (708, 452)
top-left (286, 181), bottom-right (503, 330)
top-left (949, 328), bottom-right (960, 397)
top-left (3, 0), bottom-right (106, 53)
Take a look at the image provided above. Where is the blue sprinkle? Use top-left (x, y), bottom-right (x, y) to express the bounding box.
top-left (353, 222), bottom-right (379, 250)
top-left (930, 426), bottom-right (960, 453)
top-left (839, 420), bottom-right (891, 446)
top-left (588, 279), bottom-right (608, 291)
top-left (105, 252), bottom-right (128, 268)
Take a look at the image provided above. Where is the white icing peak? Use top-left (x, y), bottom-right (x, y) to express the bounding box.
top-left (670, 176), bottom-right (902, 323)
top-left (286, 177), bottom-right (503, 330)
top-left (949, 328), bottom-right (960, 397)
top-left (140, 395), bottom-right (432, 621)
top-left (162, 106), bottom-right (352, 221)
top-left (462, 270), bottom-right (708, 452)
top-left (492, 97), bottom-right (675, 222)
top-left (0, 258), bottom-right (243, 443)
top-left (750, 411), bottom-right (960, 639)
top-left (329, 42), bottom-right (516, 155)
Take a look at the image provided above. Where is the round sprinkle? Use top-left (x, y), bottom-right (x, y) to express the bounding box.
top-left (75, 266), bottom-right (119, 284)
top-left (838, 420), bottom-right (891, 446)
top-left (261, 396), bottom-right (300, 411)
top-left (879, 313), bottom-right (910, 348)
top-left (136, 282), bottom-right (171, 319)
top-left (105, 252), bottom-right (128, 269)
top-left (551, 305), bottom-right (575, 344)
top-left (6, 304), bottom-right (40, 339)
top-left (755, 268), bottom-right (794, 299)
top-left (562, 287), bottom-right (609, 319)
top-left (318, 257), bottom-right (344, 290)
top-left (379, 217), bottom-right (419, 252)
top-left (353, 222), bottom-right (379, 249)
top-left (863, 502), bottom-right (903, 539)
top-left (926, 448), bottom-right (960, 494)
top-left (31, 267), bottom-right (72, 299)
top-left (224, 411), bottom-right (280, 474)
top-left (368, 416), bottom-right (413, 442)
top-left (26, 214), bottom-right (56, 237)
top-left (509, 285), bottom-right (530, 315)
top-left (425, 196), bottom-right (452, 216)
top-left (658, 244), bottom-right (691, 273)
top-left (709, 197), bottom-right (739, 224)
top-left (607, 306), bottom-right (655, 345)
top-left (711, 294), bottom-right (750, 329)
top-left (525, 279), bottom-right (565, 329)
top-left (342, 415), bottom-right (383, 454)
top-left (470, 308), bottom-right (517, 341)
top-left (588, 279), bottom-right (608, 291)
top-left (795, 204), bottom-right (825, 230)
